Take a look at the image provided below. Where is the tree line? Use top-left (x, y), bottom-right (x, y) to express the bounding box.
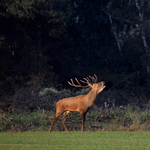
top-left (0, 0), bottom-right (150, 101)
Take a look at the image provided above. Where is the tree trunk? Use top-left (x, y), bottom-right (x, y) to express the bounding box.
top-left (103, 10), bottom-right (123, 55)
top-left (135, 0), bottom-right (150, 73)
top-left (108, 15), bottom-right (123, 55)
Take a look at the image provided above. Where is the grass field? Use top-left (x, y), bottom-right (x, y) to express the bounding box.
top-left (0, 131), bottom-right (150, 150)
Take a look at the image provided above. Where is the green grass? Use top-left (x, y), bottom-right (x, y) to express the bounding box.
top-left (0, 131), bottom-right (150, 150)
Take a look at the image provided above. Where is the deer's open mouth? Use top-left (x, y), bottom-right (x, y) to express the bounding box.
top-left (102, 81), bottom-right (106, 88)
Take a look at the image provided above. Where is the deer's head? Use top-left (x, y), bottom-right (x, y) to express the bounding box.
top-left (92, 81), bottom-right (105, 94)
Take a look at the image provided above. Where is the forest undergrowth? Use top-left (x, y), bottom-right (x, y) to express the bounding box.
top-left (1, 85), bottom-right (150, 132)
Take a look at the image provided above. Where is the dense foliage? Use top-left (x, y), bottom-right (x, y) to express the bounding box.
top-left (1, 0), bottom-right (150, 112)
top-left (1, 102), bottom-right (150, 132)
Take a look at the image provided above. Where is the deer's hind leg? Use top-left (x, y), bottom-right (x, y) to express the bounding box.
top-left (62, 111), bottom-right (70, 131)
top-left (49, 109), bottom-right (63, 132)
top-left (49, 114), bottom-right (60, 132)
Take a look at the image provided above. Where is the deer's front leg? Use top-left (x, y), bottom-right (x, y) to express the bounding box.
top-left (80, 112), bottom-right (86, 131)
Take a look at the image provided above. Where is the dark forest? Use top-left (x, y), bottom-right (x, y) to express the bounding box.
top-left (1, 0), bottom-right (150, 111)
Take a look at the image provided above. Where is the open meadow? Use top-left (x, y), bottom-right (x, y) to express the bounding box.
top-left (0, 131), bottom-right (150, 150)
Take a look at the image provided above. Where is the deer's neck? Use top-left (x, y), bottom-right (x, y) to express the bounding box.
top-left (86, 88), bottom-right (98, 108)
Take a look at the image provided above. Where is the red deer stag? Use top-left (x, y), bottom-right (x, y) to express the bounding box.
top-left (49, 74), bottom-right (105, 131)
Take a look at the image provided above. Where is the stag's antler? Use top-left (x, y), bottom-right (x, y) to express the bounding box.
top-left (68, 74), bottom-right (98, 88)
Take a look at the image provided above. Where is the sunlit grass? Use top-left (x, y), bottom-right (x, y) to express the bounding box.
top-left (0, 131), bottom-right (150, 150)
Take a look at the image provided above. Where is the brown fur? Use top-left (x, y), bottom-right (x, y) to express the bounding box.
top-left (49, 81), bottom-right (105, 132)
